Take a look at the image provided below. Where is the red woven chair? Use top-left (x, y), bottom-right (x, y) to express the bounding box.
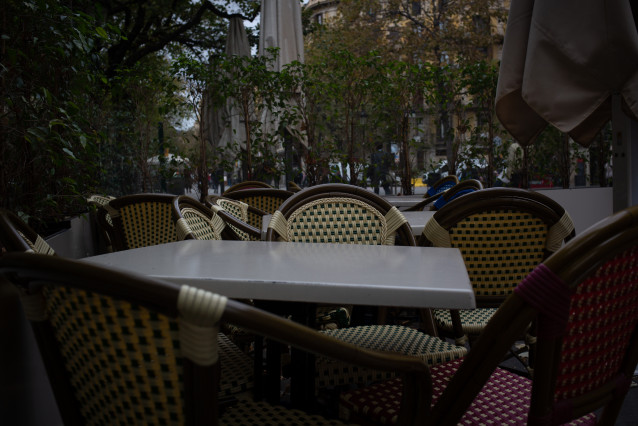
top-left (340, 205), bottom-right (638, 425)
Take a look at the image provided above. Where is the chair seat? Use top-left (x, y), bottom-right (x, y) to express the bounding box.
top-left (317, 325), bottom-right (467, 388)
top-left (219, 333), bottom-right (254, 397)
top-left (434, 308), bottom-right (497, 335)
top-left (340, 358), bottom-right (597, 425)
top-left (221, 397), bottom-right (348, 425)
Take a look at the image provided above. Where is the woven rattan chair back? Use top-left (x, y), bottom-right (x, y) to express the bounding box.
top-left (205, 196), bottom-right (262, 241)
top-left (266, 183), bottom-right (415, 246)
top-left (105, 194), bottom-right (178, 251)
top-left (429, 204), bottom-right (638, 425)
top-left (422, 188), bottom-right (574, 304)
top-left (172, 196), bottom-right (235, 241)
top-left (287, 181), bottom-right (303, 192)
top-left (87, 194), bottom-right (116, 253)
top-left (0, 253), bottom-right (433, 425)
top-left (0, 208), bottom-right (56, 255)
top-left (223, 188), bottom-right (294, 217)
top-left (339, 206), bottom-right (638, 426)
top-left (264, 184), bottom-right (466, 393)
top-left (222, 180), bottom-right (273, 195)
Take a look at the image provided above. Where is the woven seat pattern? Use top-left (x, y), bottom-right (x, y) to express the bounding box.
top-left (87, 195), bottom-right (116, 226)
top-left (41, 284), bottom-right (254, 424)
top-left (43, 285), bottom-right (185, 424)
top-left (340, 359), bottom-right (596, 425)
top-left (220, 397), bottom-right (348, 425)
top-left (19, 231), bottom-right (56, 255)
top-left (434, 210), bottom-right (547, 334)
top-left (317, 325), bottom-right (466, 388)
top-left (553, 245), bottom-right (638, 401)
top-left (285, 198), bottom-right (387, 244)
top-left (119, 202), bottom-right (177, 249)
top-left (450, 210), bottom-right (547, 297)
top-left (180, 207), bottom-right (223, 240)
top-left (216, 199), bottom-right (259, 240)
top-left (241, 194), bottom-right (285, 215)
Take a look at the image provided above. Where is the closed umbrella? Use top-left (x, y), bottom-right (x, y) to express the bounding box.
top-left (219, 16), bottom-right (252, 151)
top-left (259, 0), bottom-right (306, 142)
top-left (495, 0), bottom-right (638, 208)
top-left (201, 16), bottom-right (252, 187)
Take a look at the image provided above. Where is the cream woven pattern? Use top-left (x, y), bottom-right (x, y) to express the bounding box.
top-left (269, 197), bottom-right (401, 244)
top-left (177, 207), bottom-right (226, 241)
top-left (546, 210), bottom-right (575, 252)
top-left (216, 199), bottom-right (254, 240)
top-left (178, 285), bottom-right (227, 366)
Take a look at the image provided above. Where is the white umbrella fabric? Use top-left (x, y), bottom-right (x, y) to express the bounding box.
top-left (202, 16), bottom-right (252, 152)
top-left (259, 0), bottom-right (306, 149)
top-left (259, 0), bottom-right (304, 71)
top-left (495, 0), bottom-right (638, 147)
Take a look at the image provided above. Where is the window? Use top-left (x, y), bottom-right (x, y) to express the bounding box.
top-left (316, 13), bottom-right (323, 25)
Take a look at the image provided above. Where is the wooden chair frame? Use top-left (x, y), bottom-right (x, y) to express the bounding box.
top-left (172, 196), bottom-right (245, 241)
top-left (222, 180), bottom-right (273, 194)
top-left (0, 253), bottom-right (433, 426)
top-left (105, 193), bottom-right (178, 251)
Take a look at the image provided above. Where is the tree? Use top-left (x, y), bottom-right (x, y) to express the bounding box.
top-left (85, 0), bottom-right (260, 77)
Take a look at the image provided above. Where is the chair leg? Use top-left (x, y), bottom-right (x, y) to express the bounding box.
top-left (450, 310), bottom-right (469, 346)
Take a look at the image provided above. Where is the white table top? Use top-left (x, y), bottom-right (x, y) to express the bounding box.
top-left (83, 240), bottom-right (475, 309)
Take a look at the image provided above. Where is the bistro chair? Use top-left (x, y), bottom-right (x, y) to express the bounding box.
top-left (172, 196), bottom-right (244, 241)
top-left (0, 253), bottom-right (432, 425)
top-left (265, 183), bottom-right (467, 388)
top-left (223, 188), bottom-right (294, 220)
top-left (104, 193), bottom-right (178, 251)
top-left (172, 195), bottom-right (258, 349)
top-left (287, 181), bottom-right (303, 192)
top-left (339, 204), bottom-right (638, 425)
top-left (402, 175), bottom-right (460, 212)
top-left (106, 194), bottom-right (254, 394)
top-left (87, 194), bottom-right (116, 253)
top-left (430, 178), bottom-right (483, 210)
top-left (222, 180), bottom-right (273, 194)
top-left (204, 196), bottom-right (262, 241)
top-left (420, 188), bottom-right (575, 363)
top-left (0, 208), bottom-right (56, 255)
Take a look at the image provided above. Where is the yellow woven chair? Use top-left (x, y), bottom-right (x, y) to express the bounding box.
top-left (339, 204), bottom-right (638, 426)
top-left (265, 183), bottom-right (467, 389)
top-left (205, 195), bottom-right (262, 241)
top-left (104, 193), bottom-right (179, 251)
top-left (87, 194), bottom-right (116, 253)
top-left (420, 188), bottom-right (575, 358)
top-left (0, 208), bottom-right (56, 255)
top-left (0, 253), bottom-right (432, 425)
top-left (223, 188), bottom-right (294, 220)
